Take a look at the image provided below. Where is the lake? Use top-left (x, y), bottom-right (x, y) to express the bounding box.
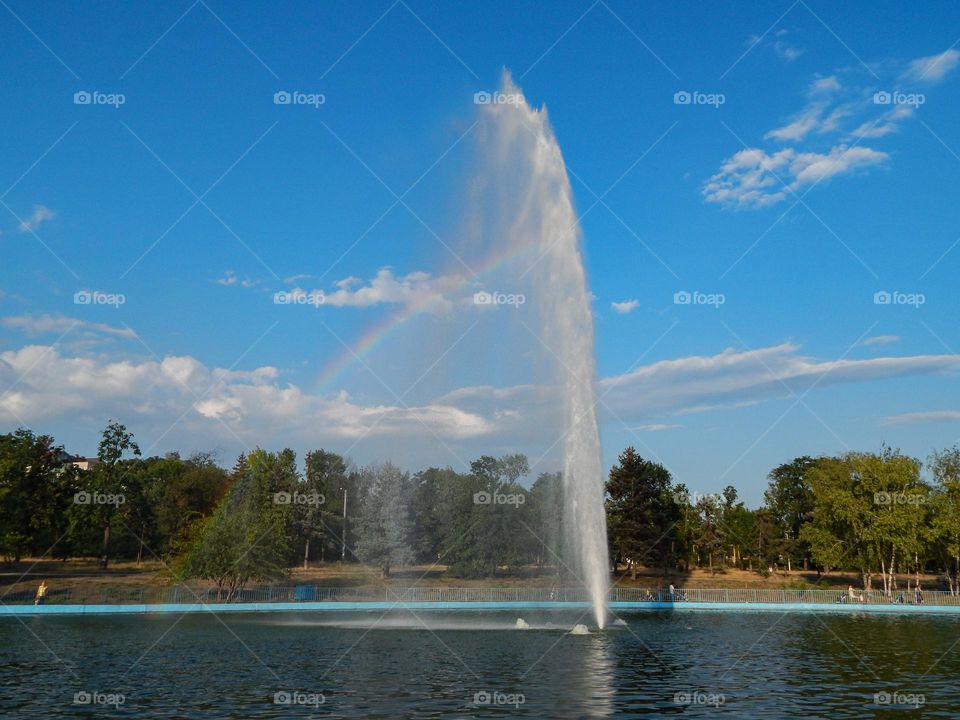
top-left (1, 609), bottom-right (956, 717)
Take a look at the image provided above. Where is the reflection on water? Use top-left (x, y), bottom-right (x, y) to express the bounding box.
top-left (1, 610), bottom-right (959, 717)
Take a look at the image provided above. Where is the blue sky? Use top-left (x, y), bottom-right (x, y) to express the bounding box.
top-left (1, 0), bottom-right (959, 505)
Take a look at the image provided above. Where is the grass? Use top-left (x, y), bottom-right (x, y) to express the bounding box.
top-left (0, 557), bottom-right (944, 599)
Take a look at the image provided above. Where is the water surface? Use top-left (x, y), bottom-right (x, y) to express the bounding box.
top-left (1, 610), bottom-right (957, 717)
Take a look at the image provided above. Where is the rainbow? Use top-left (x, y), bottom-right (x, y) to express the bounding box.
top-left (313, 238), bottom-right (549, 392)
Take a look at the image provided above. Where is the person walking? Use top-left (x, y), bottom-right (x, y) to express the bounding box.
top-left (34, 581), bottom-right (48, 606)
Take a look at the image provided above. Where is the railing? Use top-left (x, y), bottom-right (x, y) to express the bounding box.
top-left (3, 583), bottom-right (959, 607)
top-left (3, 583), bottom-right (958, 606)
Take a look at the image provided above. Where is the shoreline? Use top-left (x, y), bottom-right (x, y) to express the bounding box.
top-left (5, 599), bottom-right (959, 617)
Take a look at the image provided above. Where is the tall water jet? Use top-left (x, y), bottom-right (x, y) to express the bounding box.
top-left (479, 71), bottom-right (609, 628)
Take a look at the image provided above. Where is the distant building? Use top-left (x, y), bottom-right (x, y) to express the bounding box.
top-left (52, 450), bottom-right (100, 471)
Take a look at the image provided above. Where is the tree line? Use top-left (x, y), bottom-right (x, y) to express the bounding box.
top-left (2, 422), bottom-right (959, 597)
top-left (606, 445), bottom-right (960, 594)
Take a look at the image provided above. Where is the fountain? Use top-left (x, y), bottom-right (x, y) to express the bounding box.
top-left (480, 71), bottom-right (609, 628)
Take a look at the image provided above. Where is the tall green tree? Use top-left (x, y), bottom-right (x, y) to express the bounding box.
top-left (764, 456), bottom-right (816, 569)
top-left (0, 429), bottom-right (79, 561)
top-left (928, 446), bottom-right (960, 593)
top-left (87, 421), bottom-right (141, 567)
top-left (605, 448), bottom-right (680, 577)
top-left (180, 449), bottom-right (293, 600)
top-left (801, 449), bottom-right (928, 592)
top-left (295, 449), bottom-right (347, 566)
top-left (354, 462), bottom-right (415, 578)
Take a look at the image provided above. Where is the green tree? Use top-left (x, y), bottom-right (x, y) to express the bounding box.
top-left (180, 450), bottom-right (293, 600)
top-left (0, 429), bottom-right (79, 561)
top-left (90, 421), bottom-right (141, 567)
top-left (930, 446), bottom-right (960, 594)
top-left (354, 462), bottom-right (415, 578)
top-left (296, 449), bottom-right (347, 566)
top-left (764, 456), bottom-right (816, 569)
top-left (801, 449), bottom-right (928, 593)
top-left (605, 448), bottom-right (681, 577)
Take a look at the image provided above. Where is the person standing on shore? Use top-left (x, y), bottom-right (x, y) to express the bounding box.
top-left (34, 581), bottom-right (47, 605)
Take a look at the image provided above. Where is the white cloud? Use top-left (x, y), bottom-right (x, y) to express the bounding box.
top-left (294, 268), bottom-right (463, 312)
top-left (0, 345), bottom-right (493, 444)
top-left (860, 335), bottom-right (899, 347)
top-left (283, 274), bottom-right (312, 284)
top-left (748, 29), bottom-right (803, 63)
top-left (774, 42), bottom-right (803, 62)
top-left (633, 423), bottom-right (682, 432)
top-left (765, 104), bottom-right (825, 142)
top-left (903, 49), bottom-right (960, 83)
top-left (611, 299), bottom-right (639, 314)
top-left (810, 75), bottom-right (841, 94)
top-left (596, 342), bottom-right (960, 419)
top-left (0, 313), bottom-right (136, 340)
top-left (216, 270), bottom-right (258, 288)
top-left (703, 145), bottom-right (889, 208)
top-left (850, 104), bottom-right (914, 139)
top-left (2, 340), bottom-right (957, 461)
top-left (705, 48), bottom-right (957, 209)
top-left (18, 205), bottom-right (54, 232)
top-left (881, 410), bottom-right (960, 426)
